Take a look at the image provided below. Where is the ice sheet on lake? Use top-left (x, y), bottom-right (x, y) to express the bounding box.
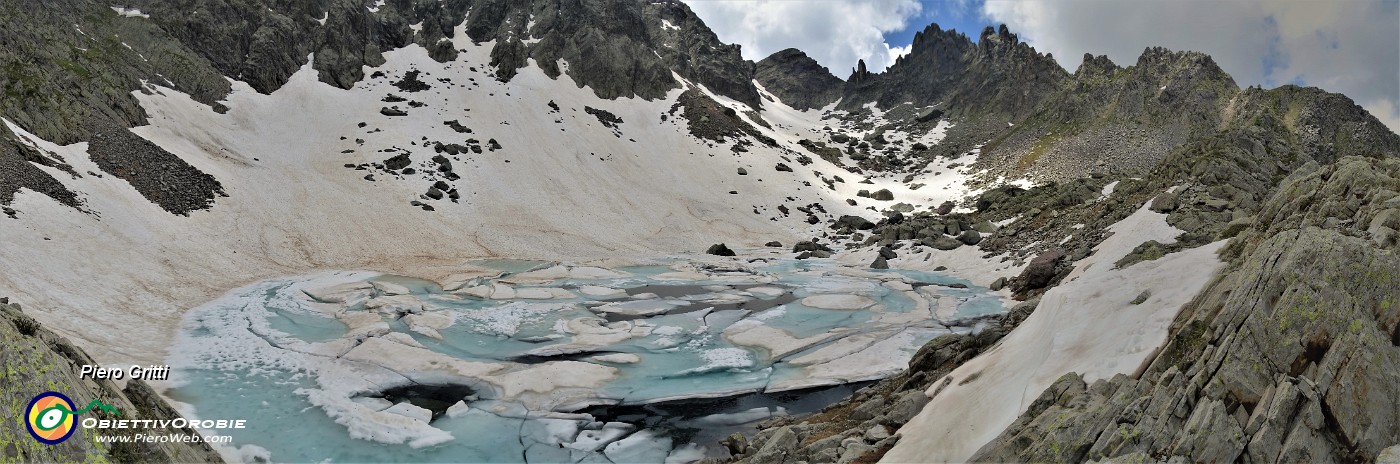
top-left (170, 257), bottom-right (1005, 462)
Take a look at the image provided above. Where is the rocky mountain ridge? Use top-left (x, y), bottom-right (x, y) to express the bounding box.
top-left (6, 0), bottom-right (1397, 220)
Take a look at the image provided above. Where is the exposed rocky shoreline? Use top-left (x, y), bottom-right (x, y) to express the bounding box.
top-left (720, 298), bottom-right (1039, 463)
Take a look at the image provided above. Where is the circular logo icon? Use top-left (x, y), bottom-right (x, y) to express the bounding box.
top-left (26, 392), bottom-right (77, 445)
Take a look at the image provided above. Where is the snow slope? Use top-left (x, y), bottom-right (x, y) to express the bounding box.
top-left (0, 30), bottom-right (1021, 370)
top-left (0, 39), bottom-right (828, 365)
top-left (882, 201), bottom-right (1228, 463)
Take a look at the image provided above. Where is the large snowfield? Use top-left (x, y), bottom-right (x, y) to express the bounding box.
top-left (1, 35), bottom-right (997, 365)
top-left (0, 25), bottom-right (1226, 462)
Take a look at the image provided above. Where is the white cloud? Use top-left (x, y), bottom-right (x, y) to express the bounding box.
top-left (886, 43), bottom-right (914, 65)
top-left (684, 0), bottom-right (922, 76)
top-left (1365, 99), bottom-right (1400, 136)
top-left (982, 0), bottom-right (1400, 133)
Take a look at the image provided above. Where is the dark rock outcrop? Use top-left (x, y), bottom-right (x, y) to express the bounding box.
top-left (1010, 248), bottom-right (1066, 294)
top-left (383, 153), bottom-right (412, 171)
top-left (706, 243), bottom-right (736, 256)
top-left (833, 215), bottom-right (875, 231)
top-left (670, 89), bottom-right (776, 146)
top-left (84, 120), bottom-right (225, 216)
top-left (0, 126), bottom-right (82, 210)
top-left (792, 240), bottom-right (833, 253)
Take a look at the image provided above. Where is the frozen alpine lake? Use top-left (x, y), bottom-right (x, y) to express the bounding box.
top-left (166, 255), bottom-right (1005, 462)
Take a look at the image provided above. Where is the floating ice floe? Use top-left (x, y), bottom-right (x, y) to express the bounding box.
top-left (800, 294), bottom-right (877, 310)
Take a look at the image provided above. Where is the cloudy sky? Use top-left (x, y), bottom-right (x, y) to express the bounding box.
top-left (684, 0), bottom-right (1400, 132)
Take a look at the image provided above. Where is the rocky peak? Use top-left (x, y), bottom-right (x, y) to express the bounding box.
top-left (905, 22), bottom-right (975, 64)
top-left (836, 22), bottom-right (1065, 118)
top-left (1074, 53), bottom-right (1120, 79)
top-left (979, 24), bottom-right (1019, 46)
top-left (849, 59), bottom-right (872, 83)
top-left (754, 48), bottom-right (843, 110)
top-left (1133, 46), bottom-right (1236, 88)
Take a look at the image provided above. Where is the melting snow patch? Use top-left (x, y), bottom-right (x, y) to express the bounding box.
top-left (800, 294), bottom-right (876, 310)
top-left (885, 203), bottom-right (1228, 463)
top-left (455, 301), bottom-right (567, 336)
top-left (680, 348), bottom-right (755, 374)
top-left (110, 6), bottom-right (150, 18)
top-left (1100, 180), bottom-right (1120, 200)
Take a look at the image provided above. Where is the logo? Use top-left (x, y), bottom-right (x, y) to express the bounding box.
top-left (25, 392), bottom-right (121, 445)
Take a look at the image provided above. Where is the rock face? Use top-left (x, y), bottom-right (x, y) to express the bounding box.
top-left (969, 157), bottom-right (1400, 463)
top-left (2, 3), bottom-right (1398, 462)
top-left (0, 1), bottom-right (231, 214)
top-left (0, 300), bottom-right (220, 462)
top-left (3, 0), bottom-right (777, 214)
top-left (120, 0), bottom-right (760, 107)
top-left (754, 48), bottom-right (843, 111)
top-left (0, 2), bottom-right (231, 147)
top-left (479, 0), bottom-right (760, 107)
